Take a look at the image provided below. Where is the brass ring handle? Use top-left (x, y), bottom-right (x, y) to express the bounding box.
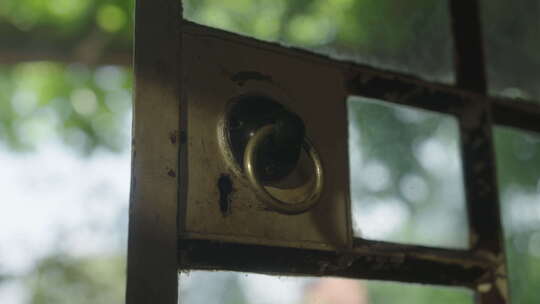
top-left (244, 125), bottom-right (324, 215)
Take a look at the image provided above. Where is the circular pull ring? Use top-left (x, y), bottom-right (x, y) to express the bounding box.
top-left (244, 125), bottom-right (324, 215)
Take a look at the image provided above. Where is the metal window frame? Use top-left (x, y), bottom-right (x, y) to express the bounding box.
top-left (127, 1), bottom-right (539, 303)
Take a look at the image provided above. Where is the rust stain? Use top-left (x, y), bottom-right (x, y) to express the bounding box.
top-left (169, 131), bottom-right (177, 144)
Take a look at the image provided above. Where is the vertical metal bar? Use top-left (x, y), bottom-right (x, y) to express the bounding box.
top-left (449, 1), bottom-right (509, 303)
top-left (126, 0), bottom-right (182, 303)
top-left (449, 0), bottom-right (487, 92)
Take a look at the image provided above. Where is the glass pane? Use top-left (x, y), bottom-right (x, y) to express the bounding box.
top-left (184, 0), bottom-right (454, 83)
top-left (179, 271), bottom-right (473, 304)
top-left (494, 127), bottom-right (540, 303)
top-left (481, 0), bottom-right (540, 103)
top-left (348, 96), bottom-right (468, 248)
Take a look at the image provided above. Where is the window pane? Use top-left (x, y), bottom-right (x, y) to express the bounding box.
top-left (179, 271), bottom-right (473, 304)
top-left (348, 96), bottom-right (468, 248)
top-left (481, 0), bottom-right (540, 103)
top-left (494, 127), bottom-right (540, 303)
top-left (183, 0), bottom-right (454, 83)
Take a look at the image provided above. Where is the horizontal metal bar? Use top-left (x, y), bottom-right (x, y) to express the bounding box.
top-left (353, 238), bottom-right (483, 265)
top-left (346, 73), bottom-right (466, 115)
top-left (179, 239), bottom-right (491, 288)
top-left (493, 98), bottom-right (540, 134)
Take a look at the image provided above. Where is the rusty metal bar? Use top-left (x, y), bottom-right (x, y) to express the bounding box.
top-left (493, 98), bottom-right (540, 134)
top-left (348, 71), bottom-right (540, 134)
top-left (179, 239), bottom-right (490, 287)
top-left (126, 0), bottom-right (182, 303)
top-left (456, 103), bottom-right (508, 303)
top-left (449, 1), bottom-right (508, 303)
top-left (449, 0), bottom-right (487, 93)
top-left (347, 72), bottom-right (465, 115)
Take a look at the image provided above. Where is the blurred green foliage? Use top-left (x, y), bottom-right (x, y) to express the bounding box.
top-left (26, 254), bottom-right (124, 304)
top-left (366, 281), bottom-right (472, 304)
top-left (0, 0), bottom-right (539, 303)
top-left (495, 128), bottom-right (540, 304)
top-left (0, 0), bottom-right (131, 36)
top-left (184, 0), bottom-right (454, 82)
top-left (0, 63), bottom-right (132, 154)
top-left (348, 97), bottom-right (469, 248)
top-left (0, 0), bottom-right (133, 154)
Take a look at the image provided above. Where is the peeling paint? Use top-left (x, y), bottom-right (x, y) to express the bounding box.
top-left (477, 283), bottom-right (492, 293)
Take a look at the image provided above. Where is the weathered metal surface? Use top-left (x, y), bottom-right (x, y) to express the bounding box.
top-left (458, 101), bottom-right (508, 303)
top-left (125, 0), bottom-right (182, 303)
top-left (180, 24), bottom-right (351, 250)
top-left (492, 97), bottom-right (540, 134)
top-left (449, 1), bottom-right (508, 303)
top-left (179, 239), bottom-right (491, 287)
top-left (347, 73), bottom-right (466, 115)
